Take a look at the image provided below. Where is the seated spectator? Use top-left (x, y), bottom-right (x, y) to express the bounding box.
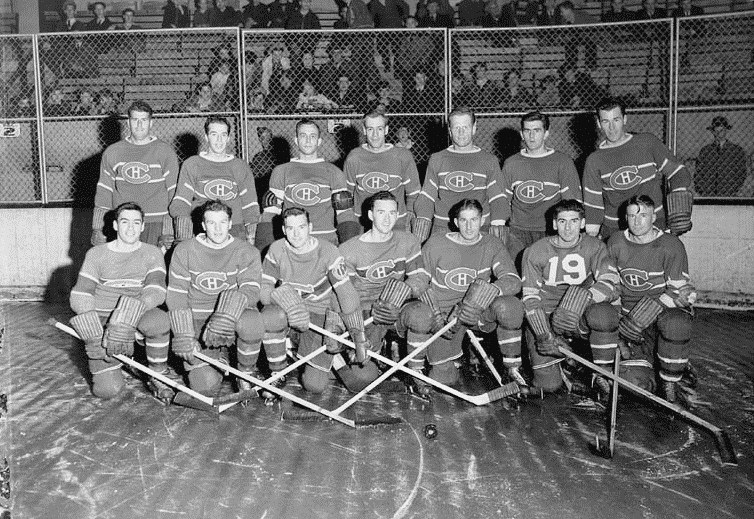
top-left (183, 82), bottom-right (221, 112)
top-left (481, 0), bottom-right (517, 28)
top-left (295, 51), bottom-right (321, 93)
top-left (248, 90), bottom-right (265, 112)
top-left (117, 8), bottom-right (142, 30)
top-left (419, 0), bottom-right (453, 28)
top-left (163, 0), bottom-right (190, 28)
top-left (501, 69), bottom-right (536, 110)
top-left (268, 72), bottom-right (296, 113)
top-left (415, 0), bottom-right (453, 21)
top-left (394, 126), bottom-right (413, 149)
top-left (340, 0), bottom-right (374, 28)
top-left (368, 82), bottom-right (400, 112)
top-left (57, 0), bottom-right (85, 31)
top-left (296, 80), bottom-right (338, 111)
top-left (403, 70), bottom-right (435, 112)
top-left (457, 0), bottom-right (486, 26)
top-left (192, 0), bottom-right (212, 27)
top-left (71, 88), bottom-right (98, 115)
top-left (96, 89), bottom-right (120, 115)
top-left (44, 85), bottom-right (69, 116)
top-left (695, 116), bottom-right (747, 196)
top-left (535, 74), bottom-right (559, 108)
top-left (14, 94), bottom-right (34, 117)
top-left (635, 0), bottom-right (666, 20)
top-left (209, 59), bottom-right (235, 104)
top-left (260, 42), bottom-right (290, 97)
top-left (211, 0), bottom-right (241, 27)
top-left (524, 0), bottom-right (560, 26)
top-left (395, 16), bottom-right (437, 84)
top-left (333, 5), bottom-right (349, 28)
top-left (557, 63), bottom-right (602, 109)
top-left (465, 63), bottom-right (503, 109)
top-left (333, 74), bottom-right (360, 112)
top-left (602, 0), bottom-right (635, 23)
top-left (243, 0), bottom-right (273, 28)
top-left (673, 0), bottom-right (703, 17)
top-left (269, 0), bottom-right (298, 28)
top-left (286, 0), bottom-right (321, 29)
top-left (369, 0), bottom-right (408, 28)
top-left (87, 2), bottom-right (115, 31)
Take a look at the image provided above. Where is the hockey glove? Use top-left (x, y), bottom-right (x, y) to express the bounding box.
top-left (666, 190), bottom-right (693, 236)
top-left (203, 289), bottom-right (247, 348)
top-left (342, 310), bottom-right (370, 365)
top-left (412, 217), bottom-right (432, 244)
top-left (103, 296), bottom-right (146, 357)
top-left (551, 286), bottom-right (592, 336)
top-left (372, 278), bottom-right (412, 325)
top-left (271, 284), bottom-right (310, 332)
top-left (527, 307), bottom-right (565, 358)
top-left (619, 297), bottom-right (664, 343)
top-left (458, 278), bottom-right (499, 328)
top-left (170, 308), bottom-right (199, 364)
top-left (71, 310), bottom-right (105, 360)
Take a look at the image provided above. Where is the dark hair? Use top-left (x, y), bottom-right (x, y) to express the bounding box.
top-left (449, 106), bottom-right (476, 126)
top-left (626, 194), bottom-right (655, 211)
top-left (122, 7), bottom-right (135, 16)
top-left (552, 199), bottom-right (585, 220)
top-left (521, 111), bottom-right (550, 131)
top-left (296, 118), bottom-right (320, 137)
top-left (204, 115), bottom-right (230, 134)
top-left (201, 199), bottom-right (232, 220)
top-left (282, 206), bottom-right (310, 224)
top-left (127, 100), bottom-right (153, 118)
top-left (451, 198), bottom-right (483, 221)
top-left (368, 190), bottom-right (398, 212)
top-left (115, 202), bottom-right (144, 221)
top-left (595, 97), bottom-right (626, 118)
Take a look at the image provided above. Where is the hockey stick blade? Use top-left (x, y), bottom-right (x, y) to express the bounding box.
top-left (477, 382), bottom-right (521, 404)
top-left (714, 430), bottom-right (738, 467)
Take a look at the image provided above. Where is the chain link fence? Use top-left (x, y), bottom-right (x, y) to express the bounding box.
top-left (676, 12), bottom-right (754, 198)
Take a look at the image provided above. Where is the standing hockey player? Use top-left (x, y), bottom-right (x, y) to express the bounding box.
top-left (70, 202), bottom-right (171, 399)
top-left (167, 200), bottom-right (264, 396)
top-left (260, 207), bottom-right (372, 396)
top-left (92, 100), bottom-right (179, 248)
top-left (583, 98), bottom-right (693, 239)
top-left (413, 107), bottom-right (505, 243)
top-left (420, 199), bottom-right (523, 389)
top-left (343, 110), bottom-right (421, 232)
top-left (170, 116), bottom-right (260, 245)
top-left (256, 119), bottom-right (360, 252)
top-left (499, 111), bottom-right (581, 265)
top-left (607, 195), bottom-right (696, 404)
top-left (521, 199), bottom-right (619, 394)
top-left (338, 190), bottom-right (433, 391)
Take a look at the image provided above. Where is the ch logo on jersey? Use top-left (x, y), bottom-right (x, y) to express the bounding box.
top-left (121, 162), bottom-right (151, 184)
top-left (290, 183), bottom-right (322, 206)
top-left (362, 172), bottom-right (391, 193)
top-left (609, 166), bottom-right (643, 190)
top-left (443, 171), bottom-right (474, 193)
top-left (195, 272), bottom-right (230, 294)
top-left (620, 268), bottom-right (652, 291)
top-left (366, 260), bottom-right (396, 282)
top-left (444, 267), bottom-right (477, 292)
top-left (203, 179), bottom-right (237, 200)
top-left (515, 180), bottom-right (546, 203)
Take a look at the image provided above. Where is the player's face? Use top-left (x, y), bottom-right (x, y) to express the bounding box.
top-left (205, 122), bottom-right (229, 155)
top-left (295, 123), bottom-right (321, 157)
top-left (598, 107), bottom-right (627, 144)
top-left (364, 116), bottom-right (388, 149)
top-left (553, 210), bottom-right (584, 244)
top-left (113, 209), bottom-right (144, 245)
top-left (455, 208), bottom-right (482, 242)
top-left (202, 210), bottom-right (232, 245)
top-left (521, 120), bottom-right (548, 153)
top-left (128, 110), bottom-right (153, 143)
top-left (449, 114), bottom-right (476, 148)
top-left (369, 199), bottom-right (399, 235)
top-left (626, 203), bottom-right (656, 237)
top-left (283, 214), bottom-right (312, 249)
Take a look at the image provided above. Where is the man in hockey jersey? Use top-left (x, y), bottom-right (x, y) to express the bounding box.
top-left (69, 202), bottom-right (171, 400)
top-left (256, 119), bottom-right (360, 253)
top-left (413, 107), bottom-right (505, 244)
top-left (499, 111), bottom-right (581, 267)
top-left (420, 198), bottom-right (523, 388)
top-left (607, 195), bottom-right (696, 404)
top-left (92, 100), bottom-right (179, 248)
top-left (343, 110), bottom-right (421, 232)
top-left (583, 98), bottom-right (693, 239)
top-left (167, 200), bottom-right (265, 396)
top-left (521, 199), bottom-right (620, 393)
top-left (339, 190), bottom-right (434, 391)
top-left (170, 116), bottom-right (259, 246)
top-left (260, 207), bottom-right (373, 395)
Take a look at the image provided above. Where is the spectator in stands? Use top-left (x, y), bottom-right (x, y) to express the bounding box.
top-left (602, 0), bottom-right (635, 23)
top-left (673, 0), bottom-right (703, 17)
top-left (535, 74), bottom-right (560, 108)
top-left (695, 116), bottom-right (747, 197)
top-left (395, 16), bottom-right (436, 84)
top-left (419, 0), bottom-right (453, 28)
top-left (163, 0), bottom-right (191, 28)
top-left (268, 72), bottom-right (296, 113)
top-left (501, 69), bottom-right (536, 110)
top-left (296, 79), bottom-right (338, 111)
top-left (117, 8), bottom-right (142, 30)
top-left (320, 45), bottom-right (356, 99)
top-left (211, 0), bottom-right (241, 27)
top-left (269, 0), bottom-right (298, 28)
top-left (403, 70), bottom-right (435, 112)
top-left (635, 0), bottom-right (667, 20)
top-left (394, 126), bottom-right (413, 149)
top-left (457, 0), bottom-right (486, 26)
top-left (44, 85), bottom-right (68, 116)
top-left (250, 126), bottom-right (282, 200)
top-left (334, 5), bottom-right (349, 28)
top-left (183, 82), bottom-right (221, 112)
top-left (193, 0), bottom-right (212, 27)
top-left (260, 42), bottom-right (290, 97)
top-left (209, 59), bottom-right (235, 106)
top-left (87, 2), bottom-right (115, 31)
top-left (524, 0), bottom-right (560, 26)
top-left (333, 74), bottom-right (359, 111)
top-left (415, 0), bottom-right (453, 21)
top-left (13, 95), bottom-right (34, 118)
top-left (341, 0), bottom-right (374, 28)
top-left (249, 90), bottom-right (266, 112)
top-left (57, 0), bottom-right (85, 31)
top-left (295, 51), bottom-right (321, 94)
top-left (369, 81), bottom-right (400, 112)
top-left (481, 0), bottom-right (517, 28)
top-left (465, 63), bottom-right (503, 109)
top-left (96, 89), bottom-right (120, 115)
top-left (286, 0), bottom-right (321, 29)
top-left (451, 74), bottom-right (469, 106)
top-left (243, 0), bottom-right (273, 28)
top-left (72, 88), bottom-right (98, 115)
top-left (558, 62), bottom-right (601, 109)
top-left (369, 0), bottom-right (409, 28)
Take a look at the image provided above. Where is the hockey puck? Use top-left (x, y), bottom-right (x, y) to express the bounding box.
top-left (424, 424), bottom-right (438, 439)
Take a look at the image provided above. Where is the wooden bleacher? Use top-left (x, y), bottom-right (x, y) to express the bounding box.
top-left (0, 12), bottom-right (17, 34)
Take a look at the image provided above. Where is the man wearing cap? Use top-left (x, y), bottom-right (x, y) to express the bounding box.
top-left (695, 116), bottom-right (747, 197)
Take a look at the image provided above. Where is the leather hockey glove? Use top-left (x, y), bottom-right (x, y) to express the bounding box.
top-left (245, 223), bottom-right (257, 246)
top-left (271, 284), bottom-right (310, 332)
top-left (458, 279), bottom-right (499, 328)
top-left (666, 190), bottom-right (693, 236)
top-left (372, 278), bottom-right (412, 325)
top-left (619, 296), bottom-right (664, 343)
top-left (527, 307), bottom-right (565, 358)
top-left (103, 296), bottom-right (146, 357)
top-left (203, 289), bottom-right (247, 348)
top-left (71, 310), bottom-right (105, 360)
top-left (174, 215), bottom-right (193, 243)
top-left (412, 217), bottom-right (432, 244)
top-left (419, 289), bottom-right (448, 336)
top-left (673, 283), bottom-right (697, 308)
top-left (342, 310), bottom-right (370, 365)
top-left (551, 286), bottom-right (592, 336)
top-left (157, 214), bottom-right (175, 250)
top-left (170, 308), bottom-right (199, 364)
top-left (323, 309), bottom-right (346, 354)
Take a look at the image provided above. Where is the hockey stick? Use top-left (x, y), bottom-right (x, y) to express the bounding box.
top-left (465, 329), bottom-right (505, 386)
top-left (310, 322), bottom-right (520, 407)
top-left (559, 345), bottom-right (738, 466)
top-left (50, 319), bottom-right (216, 410)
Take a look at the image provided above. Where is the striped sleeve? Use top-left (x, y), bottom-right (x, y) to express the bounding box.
top-left (237, 243), bottom-right (262, 306)
top-left (70, 248), bottom-right (100, 314)
top-left (166, 243), bottom-right (191, 310)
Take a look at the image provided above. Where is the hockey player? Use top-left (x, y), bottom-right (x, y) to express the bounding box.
top-left (499, 111), bottom-right (581, 266)
top-left (69, 202), bottom-right (171, 399)
top-left (420, 198), bottom-right (524, 388)
top-left (167, 200), bottom-right (264, 396)
top-left (92, 100), bottom-right (179, 248)
top-left (413, 107), bottom-right (505, 243)
top-left (521, 199), bottom-right (620, 393)
top-left (583, 98), bottom-right (693, 239)
top-left (607, 195), bottom-right (696, 404)
top-left (256, 119), bottom-right (360, 252)
top-left (339, 190), bottom-right (433, 391)
top-left (260, 207), bottom-right (372, 395)
top-left (170, 116), bottom-right (260, 246)
top-left (343, 110), bottom-right (421, 232)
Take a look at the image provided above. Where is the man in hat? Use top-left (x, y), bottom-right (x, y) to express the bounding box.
top-left (695, 116), bottom-right (747, 197)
